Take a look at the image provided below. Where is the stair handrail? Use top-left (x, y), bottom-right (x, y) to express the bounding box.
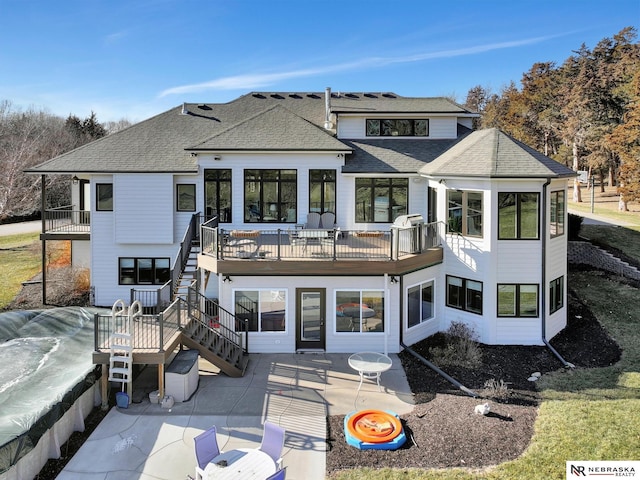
top-left (171, 212), bottom-right (204, 296)
top-left (186, 286), bottom-right (248, 354)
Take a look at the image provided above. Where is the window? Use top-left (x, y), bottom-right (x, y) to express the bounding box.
top-left (446, 276), bottom-right (483, 314)
top-left (549, 276), bottom-right (564, 314)
top-left (407, 281), bottom-right (434, 328)
top-left (427, 186), bottom-right (438, 224)
top-left (550, 190), bottom-right (565, 238)
top-left (96, 183), bottom-right (113, 211)
top-left (447, 190), bottom-right (483, 237)
top-left (497, 284), bottom-right (539, 317)
top-left (233, 289), bottom-right (286, 332)
top-left (309, 169), bottom-right (336, 216)
top-left (119, 258), bottom-right (170, 285)
top-left (205, 169), bottom-right (232, 222)
top-left (366, 119), bottom-right (429, 137)
top-left (355, 178), bottom-right (408, 222)
top-left (176, 184), bottom-right (196, 212)
top-left (244, 170), bottom-right (297, 223)
top-left (336, 290), bottom-right (384, 333)
top-left (498, 192), bottom-right (540, 239)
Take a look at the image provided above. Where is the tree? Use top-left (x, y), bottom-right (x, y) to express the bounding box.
top-left (608, 69), bottom-right (640, 210)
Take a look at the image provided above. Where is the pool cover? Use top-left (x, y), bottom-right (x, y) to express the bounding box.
top-left (0, 307), bottom-right (107, 474)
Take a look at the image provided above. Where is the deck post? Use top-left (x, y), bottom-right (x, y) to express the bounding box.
top-left (101, 364), bottom-right (109, 410)
top-left (41, 175), bottom-right (47, 305)
top-left (158, 364), bottom-right (165, 398)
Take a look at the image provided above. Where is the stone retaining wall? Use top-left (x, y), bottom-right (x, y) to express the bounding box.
top-left (568, 241), bottom-right (640, 281)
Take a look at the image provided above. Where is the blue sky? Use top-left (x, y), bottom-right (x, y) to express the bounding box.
top-left (1, 0), bottom-right (637, 123)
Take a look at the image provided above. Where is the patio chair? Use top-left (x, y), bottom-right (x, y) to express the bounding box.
top-left (194, 426), bottom-right (221, 480)
top-left (319, 212), bottom-right (335, 229)
top-left (259, 421), bottom-right (286, 469)
top-left (304, 212), bottom-right (321, 229)
top-left (266, 466), bottom-right (287, 479)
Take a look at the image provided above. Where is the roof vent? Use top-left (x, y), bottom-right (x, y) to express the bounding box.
top-left (382, 93), bottom-right (396, 98)
top-left (364, 93), bottom-right (377, 98)
top-left (252, 93), bottom-right (266, 99)
top-left (181, 103), bottom-right (188, 115)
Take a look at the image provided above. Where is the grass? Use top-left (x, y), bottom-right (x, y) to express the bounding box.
top-left (331, 227), bottom-right (640, 480)
top-left (0, 232), bottom-right (41, 308)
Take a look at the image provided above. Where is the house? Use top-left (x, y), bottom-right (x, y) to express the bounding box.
top-left (27, 89), bottom-right (575, 366)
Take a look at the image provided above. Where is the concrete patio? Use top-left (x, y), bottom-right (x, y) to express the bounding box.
top-left (56, 352), bottom-right (415, 480)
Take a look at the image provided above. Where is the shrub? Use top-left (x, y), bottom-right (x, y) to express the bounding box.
top-left (568, 213), bottom-right (584, 240)
top-left (429, 321), bottom-right (482, 368)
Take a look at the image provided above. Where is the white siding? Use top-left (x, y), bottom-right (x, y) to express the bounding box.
top-left (217, 275), bottom-right (400, 354)
top-left (496, 317), bottom-right (542, 345)
top-left (114, 174), bottom-right (174, 244)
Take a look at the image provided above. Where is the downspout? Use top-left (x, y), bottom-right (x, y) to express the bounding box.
top-left (383, 274), bottom-right (389, 356)
top-left (541, 177), bottom-right (574, 368)
top-left (401, 341), bottom-right (478, 398)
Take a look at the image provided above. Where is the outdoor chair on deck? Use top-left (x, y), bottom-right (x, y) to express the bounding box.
top-left (319, 212), bottom-right (336, 229)
top-left (259, 421), bottom-right (286, 470)
top-left (304, 212), bottom-right (321, 229)
top-left (194, 426), bottom-right (221, 480)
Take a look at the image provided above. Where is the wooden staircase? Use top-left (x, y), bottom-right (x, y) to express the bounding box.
top-left (179, 288), bottom-right (249, 377)
top-left (181, 317), bottom-right (249, 377)
top-left (175, 239), bottom-right (200, 300)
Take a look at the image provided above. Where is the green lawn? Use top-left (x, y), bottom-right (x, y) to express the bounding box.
top-left (0, 232), bottom-right (41, 309)
top-left (331, 226), bottom-right (640, 480)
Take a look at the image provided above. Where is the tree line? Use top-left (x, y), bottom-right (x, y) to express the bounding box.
top-left (464, 27), bottom-right (639, 209)
top-left (0, 102), bottom-right (131, 221)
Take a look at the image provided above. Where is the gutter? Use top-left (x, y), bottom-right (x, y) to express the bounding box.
top-left (541, 177), bottom-right (575, 368)
top-left (401, 341), bottom-right (479, 398)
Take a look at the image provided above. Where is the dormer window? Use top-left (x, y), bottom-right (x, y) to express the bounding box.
top-left (366, 119), bottom-right (428, 137)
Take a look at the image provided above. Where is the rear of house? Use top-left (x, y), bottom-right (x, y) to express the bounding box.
top-left (27, 89), bottom-right (575, 354)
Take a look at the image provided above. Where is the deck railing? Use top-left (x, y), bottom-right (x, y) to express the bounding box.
top-left (44, 205), bottom-right (90, 234)
top-left (186, 286), bottom-right (248, 353)
top-left (200, 221), bottom-right (443, 261)
top-left (94, 298), bottom-right (183, 352)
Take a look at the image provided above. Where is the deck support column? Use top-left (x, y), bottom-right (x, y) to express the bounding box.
top-left (158, 364), bottom-right (165, 398)
top-left (101, 364), bottom-right (109, 410)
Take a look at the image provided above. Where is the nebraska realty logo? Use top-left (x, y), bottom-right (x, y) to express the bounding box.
top-left (567, 461), bottom-right (639, 478)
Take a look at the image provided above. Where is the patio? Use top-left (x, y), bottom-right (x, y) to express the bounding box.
top-left (55, 352), bottom-right (414, 480)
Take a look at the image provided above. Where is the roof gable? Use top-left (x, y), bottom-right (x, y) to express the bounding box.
top-left (189, 105), bottom-right (350, 152)
top-left (418, 128), bottom-right (576, 178)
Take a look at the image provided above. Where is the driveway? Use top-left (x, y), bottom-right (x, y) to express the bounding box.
top-left (56, 352), bottom-right (414, 480)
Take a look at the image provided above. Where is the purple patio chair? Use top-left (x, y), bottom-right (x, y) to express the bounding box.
top-left (259, 421), bottom-right (286, 469)
top-left (266, 466), bottom-right (287, 479)
top-left (194, 426), bottom-right (221, 480)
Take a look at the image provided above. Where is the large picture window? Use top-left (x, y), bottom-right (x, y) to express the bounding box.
top-left (407, 280), bottom-right (434, 328)
top-left (498, 192), bottom-right (539, 239)
top-left (550, 190), bottom-right (565, 238)
top-left (497, 284), bottom-right (538, 317)
top-left (366, 119), bottom-right (428, 137)
top-left (549, 276), bottom-right (564, 314)
top-left (446, 275), bottom-right (482, 314)
top-left (355, 178), bottom-right (408, 223)
top-left (119, 258), bottom-right (170, 285)
top-left (335, 290), bottom-right (384, 333)
top-left (233, 289), bottom-right (286, 332)
top-left (96, 183), bottom-right (113, 211)
top-left (244, 170), bottom-right (297, 223)
top-left (309, 169), bottom-right (336, 216)
top-left (447, 190), bottom-right (483, 237)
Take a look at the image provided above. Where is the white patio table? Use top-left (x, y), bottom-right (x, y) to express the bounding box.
top-left (348, 351), bottom-right (393, 392)
top-left (204, 447), bottom-right (276, 480)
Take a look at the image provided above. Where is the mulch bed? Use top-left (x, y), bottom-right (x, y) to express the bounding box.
top-left (326, 283), bottom-right (622, 475)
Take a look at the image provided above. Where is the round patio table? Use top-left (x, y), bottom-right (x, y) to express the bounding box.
top-left (348, 352), bottom-right (393, 392)
top-left (204, 448), bottom-right (276, 480)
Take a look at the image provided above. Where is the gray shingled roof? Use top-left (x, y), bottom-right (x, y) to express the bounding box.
top-left (24, 91), bottom-right (476, 174)
top-left (418, 128), bottom-right (577, 178)
top-left (189, 105), bottom-right (350, 152)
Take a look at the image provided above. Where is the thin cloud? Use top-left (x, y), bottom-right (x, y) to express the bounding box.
top-left (159, 34), bottom-right (560, 97)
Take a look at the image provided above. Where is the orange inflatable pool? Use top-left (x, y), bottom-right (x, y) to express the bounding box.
top-left (345, 409), bottom-right (404, 445)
